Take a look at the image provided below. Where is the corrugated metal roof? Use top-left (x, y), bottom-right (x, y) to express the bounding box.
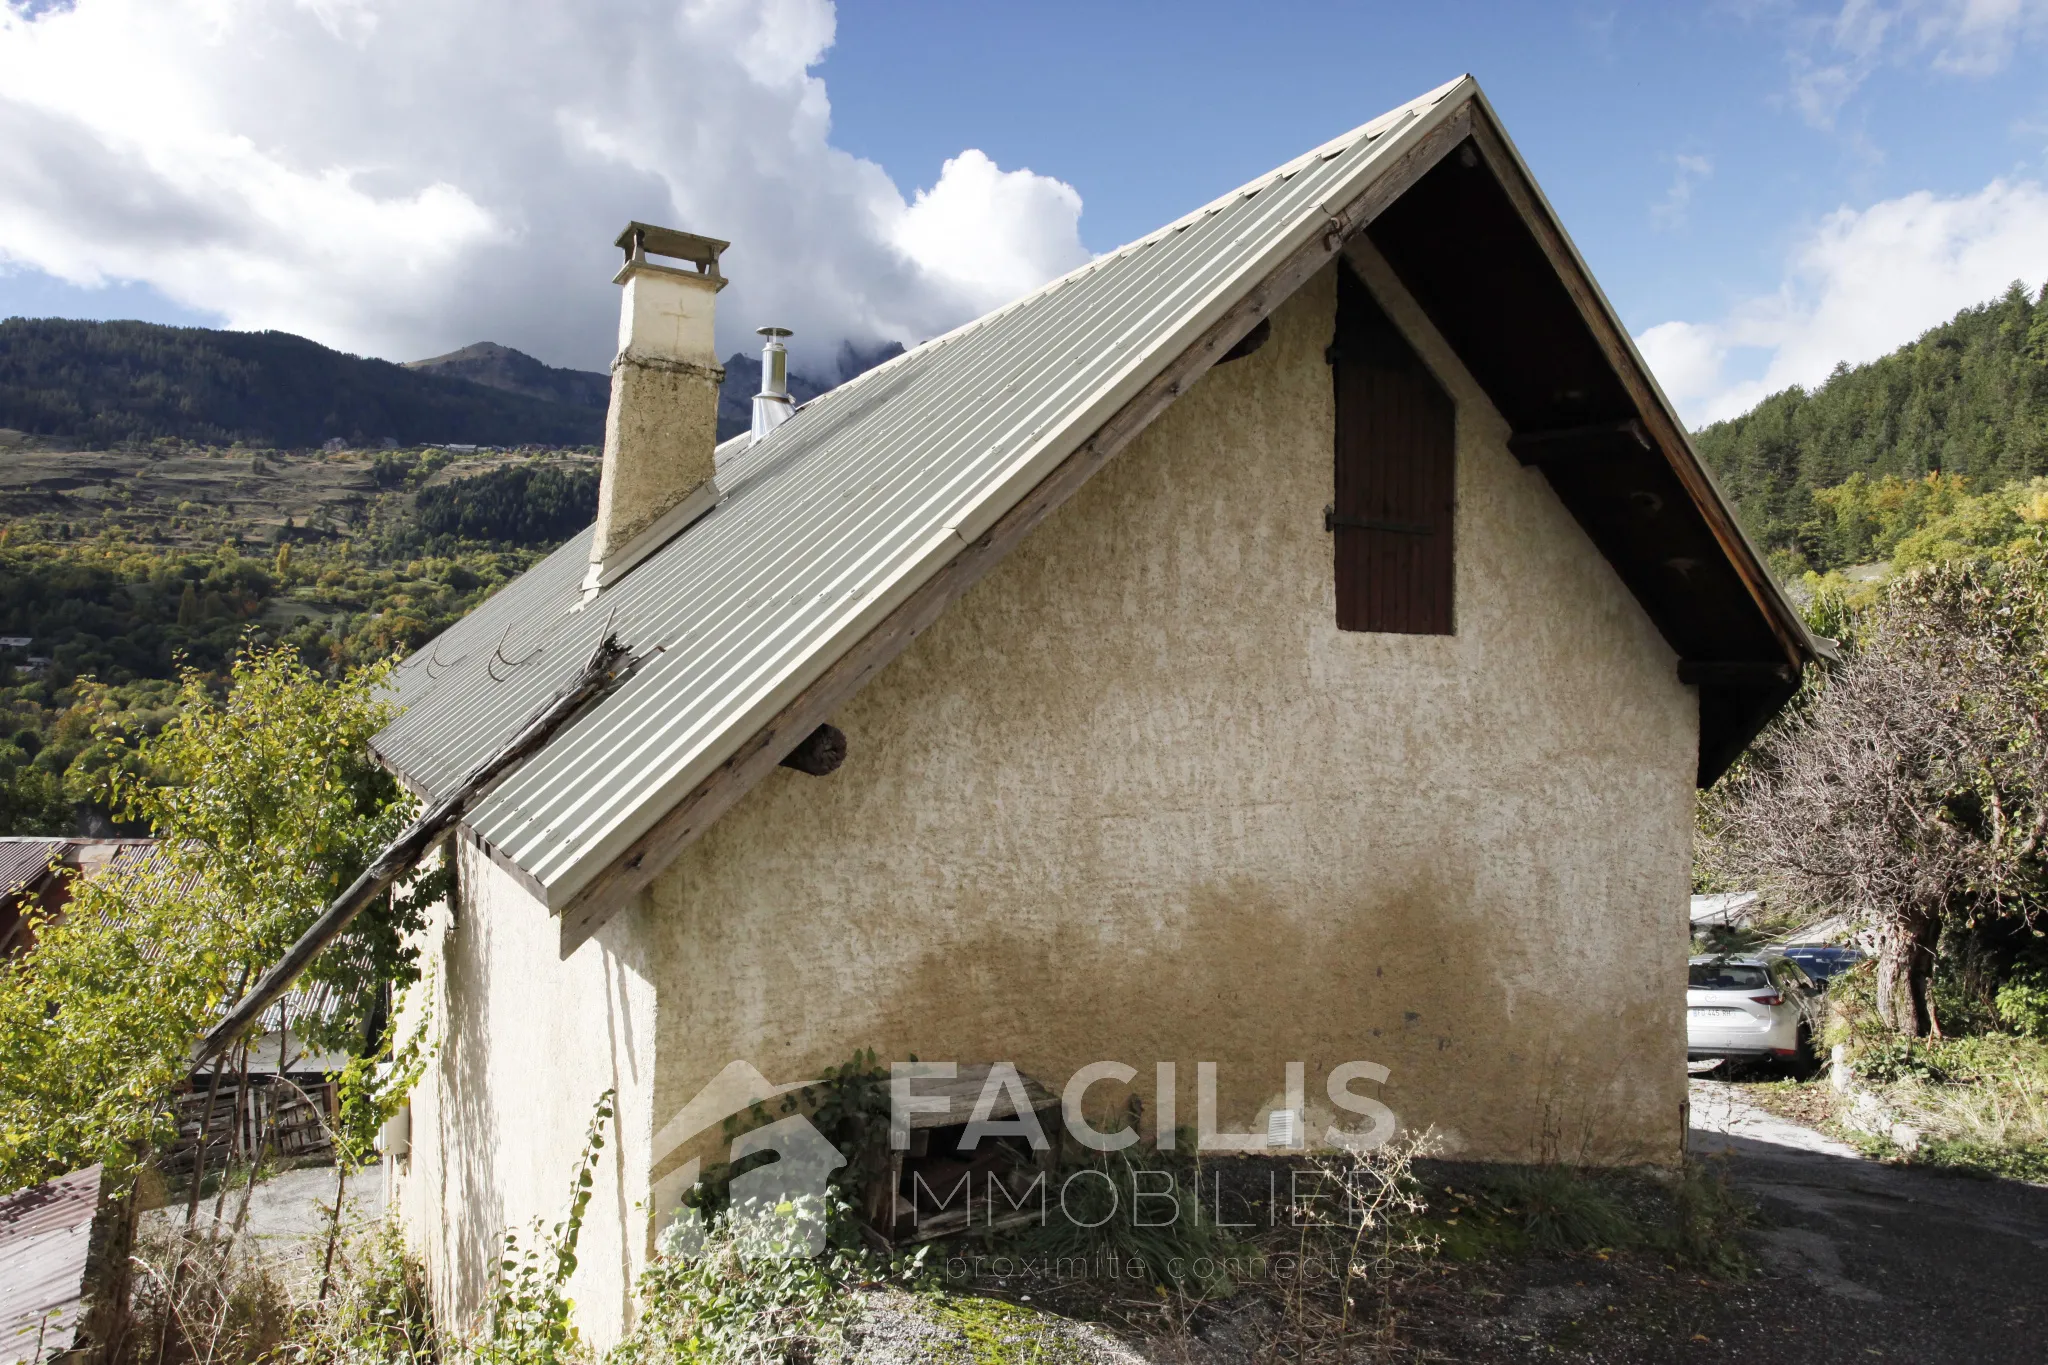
top-left (0, 839), bottom-right (63, 902)
top-left (0, 1164), bottom-right (100, 1365)
top-left (372, 79), bottom-right (1474, 907)
top-left (84, 843), bottom-right (352, 1041)
top-left (5, 839), bottom-right (350, 1042)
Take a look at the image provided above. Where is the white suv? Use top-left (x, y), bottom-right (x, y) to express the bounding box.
top-left (1686, 954), bottom-right (1820, 1071)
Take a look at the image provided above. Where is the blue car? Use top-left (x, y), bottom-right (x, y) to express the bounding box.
top-left (1780, 945), bottom-right (1864, 985)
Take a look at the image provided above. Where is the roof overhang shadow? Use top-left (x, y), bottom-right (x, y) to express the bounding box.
top-left (1363, 108), bottom-right (1811, 785)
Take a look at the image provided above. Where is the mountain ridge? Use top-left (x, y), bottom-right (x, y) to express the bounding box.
top-left (0, 316), bottom-right (909, 451)
top-left (405, 341), bottom-right (610, 410)
top-left (404, 337), bottom-right (906, 442)
top-left (0, 317), bottom-right (604, 449)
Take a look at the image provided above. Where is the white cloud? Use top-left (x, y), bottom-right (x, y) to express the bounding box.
top-left (1636, 177), bottom-right (2048, 427)
top-left (1790, 0), bottom-right (2048, 128)
top-left (896, 151), bottom-right (1087, 318)
top-left (1651, 153), bottom-right (1713, 231)
top-left (0, 0), bottom-right (1093, 376)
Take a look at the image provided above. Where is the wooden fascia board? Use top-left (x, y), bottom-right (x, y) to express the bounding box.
top-left (1460, 95), bottom-right (1813, 672)
top-left (550, 99), bottom-right (1478, 956)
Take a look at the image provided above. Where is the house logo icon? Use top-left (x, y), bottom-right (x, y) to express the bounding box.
top-left (649, 1060), bottom-right (847, 1258)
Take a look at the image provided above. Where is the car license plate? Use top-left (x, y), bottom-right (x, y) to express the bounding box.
top-left (1689, 1007), bottom-right (1745, 1018)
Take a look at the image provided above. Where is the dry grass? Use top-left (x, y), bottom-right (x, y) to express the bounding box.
top-left (1859, 1034), bottom-right (2048, 1181)
top-left (121, 1215), bottom-right (440, 1365)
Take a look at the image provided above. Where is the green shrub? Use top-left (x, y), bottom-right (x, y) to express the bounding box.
top-left (1854, 1037), bottom-right (1954, 1084)
top-left (1469, 1166), bottom-right (1635, 1255)
top-left (619, 1194), bottom-right (878, 1365)
top-left (284, 1219), bottom-right (440, 1365)
top-left (1912, 1136), bottom-right (2048, 1184)
top-left (1651, 1160), bottom-right (1755, 1280)
top-left (1437, 1162), bottom-right (1754, 1278)
top-left (1995, 960), bottom-right (2048, 1040)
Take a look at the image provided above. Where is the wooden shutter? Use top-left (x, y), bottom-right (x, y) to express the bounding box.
top-left (1331, 262), bottom-right (1455, 635)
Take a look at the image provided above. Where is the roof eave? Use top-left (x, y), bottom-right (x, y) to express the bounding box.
top-left (1458, 85), bottom-right (1819, 674)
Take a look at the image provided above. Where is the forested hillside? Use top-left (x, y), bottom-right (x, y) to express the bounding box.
top-left (411, 462), bottom-right (597, 545)
top-left (0, 318), bottom-right (604, 448)
top-left (0, 443), bottom-right (600, 835)
top-left (1694, 281), bottom-right (2048, 570)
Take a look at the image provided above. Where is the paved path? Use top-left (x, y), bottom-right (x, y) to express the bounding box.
top-left (1687, 1079), bottom-right (1864, 1159)
top-left (1683, 1078), bottom-right (2048, 1363)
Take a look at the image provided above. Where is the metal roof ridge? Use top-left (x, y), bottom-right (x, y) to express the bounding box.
top-left (1130, 75), bottom-right (1470, 250)
top-left (721, 79), bottom-right (1475, 482)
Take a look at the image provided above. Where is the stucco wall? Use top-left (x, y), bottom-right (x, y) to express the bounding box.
top-left (640, 245), bottom-right (1697, 1184)
top-left (388, 839), bottom-right (658, 1349)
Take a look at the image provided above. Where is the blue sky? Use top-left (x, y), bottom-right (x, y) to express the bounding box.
top-left (3, 1), bottom-right (2045, 425)
top-left (830, 3), bottom-right (2045, 330)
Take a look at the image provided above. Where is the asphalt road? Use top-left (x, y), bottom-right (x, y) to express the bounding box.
top-left (1686, 1080), bottom-right (2048, 1364)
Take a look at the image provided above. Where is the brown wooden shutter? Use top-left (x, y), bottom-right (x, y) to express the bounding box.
top-left (1331, 261), bottom-right (1455, 635)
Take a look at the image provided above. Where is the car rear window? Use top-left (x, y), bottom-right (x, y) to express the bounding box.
top-left (1690, 962), bottom-right (1770, 990)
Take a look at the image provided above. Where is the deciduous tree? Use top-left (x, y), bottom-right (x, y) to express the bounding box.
top-left (1703, 554), bottom-right (2048, 1034)
top-left (0, 646), bottom-right (436, 1188)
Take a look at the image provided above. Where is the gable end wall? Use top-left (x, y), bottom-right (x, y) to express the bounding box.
top-left (644, 249), bottom-right (1696, 1179)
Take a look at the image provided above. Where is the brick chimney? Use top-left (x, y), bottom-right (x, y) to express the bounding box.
top-left (584, 222), bottom-right (730, 594)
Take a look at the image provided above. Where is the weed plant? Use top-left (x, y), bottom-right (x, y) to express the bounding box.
top-left (1827, 961), bottom-right (2048, 1180)
top-left (1427, 1159), bottom-right (1754, 1278)
top-left (616, 1193), bottom-right (903, 1365)
top-left (1014, 1144), bottom-right (1240, 1298)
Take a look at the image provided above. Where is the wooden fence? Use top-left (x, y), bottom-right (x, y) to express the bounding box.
top-left (161, 1075), bottom-right (337, 1180)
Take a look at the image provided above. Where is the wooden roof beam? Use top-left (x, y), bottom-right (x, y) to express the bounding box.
top-left (1462, 112), bottom-right (1808, 671)
top-left (1508, 418), bottom-right (1652, 466)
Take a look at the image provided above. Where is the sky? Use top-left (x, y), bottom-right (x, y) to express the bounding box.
top-left (1, 0), bottom-right (2045, 428)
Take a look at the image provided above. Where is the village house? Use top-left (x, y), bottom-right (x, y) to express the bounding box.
top-left (1, 838), bottom-right (352, 1176)
top-left (372, 77), bottom-right (1816, 1341)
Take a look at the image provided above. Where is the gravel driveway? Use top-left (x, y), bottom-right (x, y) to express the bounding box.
top-left (1682, 1078), bottom-right (2048, 1363)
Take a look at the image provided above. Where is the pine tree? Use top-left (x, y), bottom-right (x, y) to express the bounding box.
top-left (1695, 280), bottom-right (2048, 565)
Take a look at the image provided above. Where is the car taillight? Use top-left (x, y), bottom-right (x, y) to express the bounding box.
top-left (1750, 993), bottom-right (1784, 1007)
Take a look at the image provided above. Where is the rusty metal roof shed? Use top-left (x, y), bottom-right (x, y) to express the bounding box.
top-left (0, 839), bottom-right (64, 902)
top-left (0, 1165), bottom-right (101, 1365)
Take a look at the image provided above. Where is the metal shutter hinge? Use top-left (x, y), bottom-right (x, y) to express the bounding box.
top-left (1325, 505), bottom-right (1433, 535)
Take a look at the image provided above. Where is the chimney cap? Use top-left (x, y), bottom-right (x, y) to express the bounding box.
top-left (614, 222), bottom-right (729, 278)
top-left (756, 326), bottom-right (793, 339)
